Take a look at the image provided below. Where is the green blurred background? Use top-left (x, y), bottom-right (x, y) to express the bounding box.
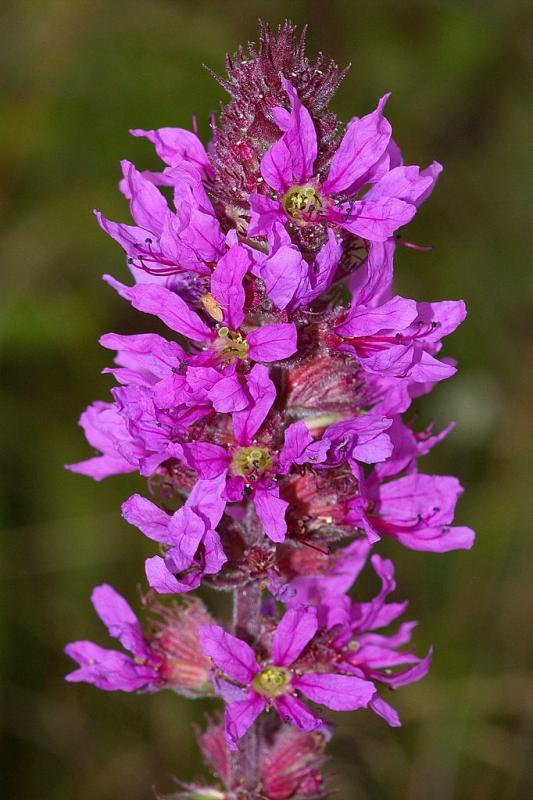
top-left (1, 1), bottom-right (532, 798)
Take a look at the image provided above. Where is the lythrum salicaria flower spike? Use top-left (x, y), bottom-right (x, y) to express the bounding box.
top-left (65, 20), bottom-right (474, 799)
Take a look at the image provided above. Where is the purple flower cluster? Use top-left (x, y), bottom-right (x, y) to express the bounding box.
top-left (65, 23), bottom-right (474, 799)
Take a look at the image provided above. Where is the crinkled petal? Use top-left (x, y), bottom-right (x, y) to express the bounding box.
top-left (273, 695), bottom-right (321, 732)
top-left (323, 94), bottom-right (391, 195)
top-left (225, 692), bottom-right (267, 751)
top-left (68, 453), bottom-right (135, 481)
top-left (381, 648), bottom-right (433, 688)
top-left (208, 375), bottom-right (250, 412)
top-left (202, 528), bottom-right (228, 574)
top-left (365, 165), bottom-right (434, 205)
top-left (64, 641), bottom-right (155, 692)
top-left (254, 482), bottom-right (288, 543)
top-left (178, 442), bottom-right (230, 478)
top-left (145, 555), bottom-right (201, 594)
top-left (210, 243), bottom-right (250, 329)
top-left (199, 625), bottom-right (259, 683)
top-left (336, 295), bottom-right (418, 338)
top-left (256, 245), bottom-right (307, 310)
top-left (369, 696), bottom-right (401, 727)
top-left (126, 284), bottom-right (213, 341)
top-left (248, 194), bottom-right (285, 237)
top-left (166, 505), bottom-right (207, 568)
top-left (260, 78), bottom-right (317, 191)
top-left (130, 127), bottom-right (211, 174)
top-left (247, 323), bottom-right (297, 362)
top-left (91, 584), bottom-right (148, 659)
top-left (336, 198), bottom-right (416, 242)
top-left (233, 364), bottom-right (276, 444)
top-left (121, 160), bottom-right (170, 235)
top-left (272, 607), bottom-right (318, 667)
top-left (94, 211), bottom-right (151, 258)
top-left (416, 161), bottom-right (443, 207)
top-left (394, 525), bottom-right (475, 552)
top-left (289, 228), bottom-right (343, 310)
top-left (278, 421), bottom-right (313, 471)
top-left (293, 672), bottom-right (375, 710)
top-left (121, 494), bottom-right (172, 543)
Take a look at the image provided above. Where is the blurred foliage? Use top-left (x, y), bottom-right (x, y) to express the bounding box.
top-left (1, 1), bottom-right (532, 798)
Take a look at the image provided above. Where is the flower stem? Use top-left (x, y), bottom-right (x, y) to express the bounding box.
top-left (230, 580), bottom-right (262, 797)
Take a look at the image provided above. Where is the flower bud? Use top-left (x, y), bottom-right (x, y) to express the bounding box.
top-left (260, 727), bottom-right (329, 800)
top-left (285, 354), bottom-right (362, 428)
top-left (195, 717), bottom-right (229, 786)
top-left (148, 597), bottom-right (215, 697)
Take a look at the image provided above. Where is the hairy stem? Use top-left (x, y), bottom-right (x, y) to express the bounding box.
top-left (230, 580), bottom-right (262, 797)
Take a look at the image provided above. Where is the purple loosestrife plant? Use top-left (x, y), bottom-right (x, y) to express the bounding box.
top-left (65, 22), bottom-right (474, 800)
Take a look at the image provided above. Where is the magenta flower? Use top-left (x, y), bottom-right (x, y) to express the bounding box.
top-left (97, 159), bottom-right (223, 282)
top-left (65, 586), bottom-right (214, 695)
top-left (347, 466), bottom-right (475, 551)
top-left (279, 538), bottom-right (372, 628)
top-left (332, 554), bottom-right (432, 727)
top-left (67, 400), bottom-right (138, 481)
top-left (248, 78), bottom-right (439, 243)
top-left (122, 473), bottom-right (228, 595)
top-left (335, 294), bottom-right (466, 386)
top-left (200, 606), bottom-right (375, 750)
top-left (105, 261), bottom-right (297, 369)
top-left (65, 584), bottom-right (159, 692)
top-left (251, 222), bottom-right (342, 311)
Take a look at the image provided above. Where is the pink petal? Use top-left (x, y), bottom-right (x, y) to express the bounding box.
top-left (247, 323), bottom-right (297, 362)
top-left (254, 482), bottom-right (288, 543)
top-left (232, 365), bottom-right (276, 444)
top-left (65, 641), bottom-right (154, 692)
top-left (127, 284), bottom-right (213, 341)
top-left (272, 607), bottom-right (318, 667)
top-left (202, 528), bottom-right (228, 574)
top-left (225, 693), bottom-right (267, 751)
top-left (336, 296), bottom-right (418, 338)
top-left (337, 198), bottom-right (416, 242)
top-left (248, 194), bottom-right (285, 237)
top-left (273, 695), bottom-right (321, 732)
top-left (256, 245), bottom-right (307, 310)
top-left (260, 78), bottom-right (317, 191)
top-left (365, 165), bottom-right (434, 205)
top-left (121, 160), bottom-right (169, 235)
top-left (293, 673), bottom-right (375, 710)
top-left (178, 442), bottom-right (230, 478)
top-left (369, 696), bottom-right (401, 727)
top-left (145, 555), bottom-right (200, 594)
top-left (208, 375), bottom-right (250, 412)
top-left (199, 625), bottom-right (259, 684)
top-left (323, 94), bottom-right (391, 195)
top-left (210, 243), bottom-right (250, 329)
top-left (167, 505), bottom-right (206, 567)
top-left (94, 211), bottom-right (150, 258)
top-left (91, 584), bottom-right (148, 659)
top-left (121, 494), bottom-right (172, 543)
top-left (130, 127), bottom-right (211, 174)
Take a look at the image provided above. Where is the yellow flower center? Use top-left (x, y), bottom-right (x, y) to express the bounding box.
top-left (231, 446), bottom-right (272, 478)
top-left (253, 666), bottom-right (291, 697)
top-left (215, 328), bottom-right (249, 362)
top-left (282, 184), bottom-right (323, 221)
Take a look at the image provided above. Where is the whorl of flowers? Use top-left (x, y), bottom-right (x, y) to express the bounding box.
top-left (65, 22), bottom-right (474, 800)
